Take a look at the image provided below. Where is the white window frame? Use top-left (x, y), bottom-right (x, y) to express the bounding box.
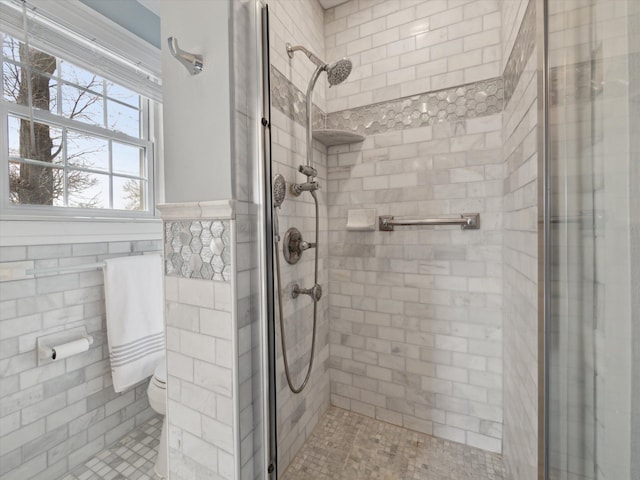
top-left (0, 0), bottom-right (164, 245)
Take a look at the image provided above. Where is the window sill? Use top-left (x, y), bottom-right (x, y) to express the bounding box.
top-left (0, 215), bottom-right (163, 247)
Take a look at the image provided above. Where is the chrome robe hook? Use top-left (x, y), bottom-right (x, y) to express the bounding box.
top-left (167, 37), bottom-right (203, 75)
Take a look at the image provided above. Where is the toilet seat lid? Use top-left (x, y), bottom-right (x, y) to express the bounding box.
top-left (153, 361), bottom-right (166, 384)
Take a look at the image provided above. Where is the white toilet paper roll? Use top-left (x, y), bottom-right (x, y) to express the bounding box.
top-left (52, 338), bottom-right (91, 360)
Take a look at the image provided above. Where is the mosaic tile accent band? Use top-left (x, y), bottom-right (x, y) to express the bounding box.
top-left (325, 78), bottom-right (503, 136)
top-left (503, 0), bottom-right (536, 106)
top-left (270, 65), bottom-right (324, 129)
top-left (164, 220), bottom-right (231, 281)
top-left (271, 66), bottom-right (503, 136)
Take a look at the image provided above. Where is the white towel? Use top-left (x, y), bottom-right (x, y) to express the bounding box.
top-left (103, 254), bottom-right (164, 393)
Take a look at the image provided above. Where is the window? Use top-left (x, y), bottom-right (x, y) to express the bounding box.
top-left (0, 0), bottom-right (157, 217)
top-left (2, 34), bottom-right (154, 214)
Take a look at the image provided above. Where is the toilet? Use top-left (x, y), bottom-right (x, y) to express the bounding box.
top-left (147, 359), bottom-right (167, 479)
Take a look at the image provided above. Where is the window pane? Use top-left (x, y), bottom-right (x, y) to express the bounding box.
top-left (2, 38), bottom-right (152, 215)
top-left (66, 130), bottom-right (109, 171)
top-left (2, 37), bottom-right (57, 76)
top-left (107, 100), bottom-right (140, 138)
top-left (61, 84), bottom-right (104, 127)
top-left (2, 35), bottom-right (21, 62)
top-left (7, 116), bottom-right (63, 165)
top-left (67, 170), bottom-right (109, 209)
top-left (106, 82), bottom-right (139, 108)
top-left (2, 60), bottom-right (21, 101)
top-left (2, 63), bottom-right (58, 112)
top-left (60, 60), bottom-right (102, 90)
top-left (113, 177), bottom-right (145, 211)
top-left (9, 160), bottom-right (64, 206)
top-left (112, 142), bottom-right (144, 177)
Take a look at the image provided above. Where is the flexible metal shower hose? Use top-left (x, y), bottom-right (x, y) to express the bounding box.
top-left (273, 190), bottom-right (319, 394)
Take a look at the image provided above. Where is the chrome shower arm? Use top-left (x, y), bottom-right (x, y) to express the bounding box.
top-left (286, 43), bottom-right (326, 69)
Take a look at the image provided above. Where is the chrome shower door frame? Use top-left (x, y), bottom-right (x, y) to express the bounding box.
top-left (258, 2), bottom-right (278, 478)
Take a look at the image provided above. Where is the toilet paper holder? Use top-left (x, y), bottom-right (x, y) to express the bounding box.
top-left (37, 326), bottom-right (94, 365)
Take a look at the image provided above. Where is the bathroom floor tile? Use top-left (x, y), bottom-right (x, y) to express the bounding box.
top-left (281, 407), bottom-right (506, 480)
top-left (61, 415), bottom-right (162, 480)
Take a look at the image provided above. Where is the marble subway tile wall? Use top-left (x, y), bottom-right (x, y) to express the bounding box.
top-left (270, 106), bottom-right (331, 472)
top-left (324, 0), bottom-right (502, 111)
top-left (0, 240), bottom-right (160, 480)
top-left (269, 0), bottom-right (327, 111)
top-left (324, 0), bottom-right (504, 454)
top-left (234, 208), bottom-right (263, 480)
top-left (164, 215), bottom-right (236, 480)
top-left (501, 0), bottom-right (539, 478)
top-left (231, 2), bottom-right (266, 478)
top-left (268, 0), bottom-right (331, 474)
top-left (327, 112), bottom-right (504, 453)
top-left (500, 0), bottom-right (530, 72)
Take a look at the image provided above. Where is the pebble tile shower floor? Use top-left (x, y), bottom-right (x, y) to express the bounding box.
top-left (61, 415), bottom-right (162, 480)
top-left (281, 407), bottom-right (506, 480)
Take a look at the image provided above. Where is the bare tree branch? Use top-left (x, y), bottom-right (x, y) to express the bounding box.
top-left (7, 40), bottom-right (103, 206)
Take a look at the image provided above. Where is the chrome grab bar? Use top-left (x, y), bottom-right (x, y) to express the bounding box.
top-left (379, 213), bottom-right (480, 231)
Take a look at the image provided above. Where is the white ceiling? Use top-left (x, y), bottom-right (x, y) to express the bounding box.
top-left (318, 0), bottom-right (351, 9)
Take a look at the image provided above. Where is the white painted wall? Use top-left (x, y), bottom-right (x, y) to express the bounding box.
top-left (160, 0), bottom-right (233, 203)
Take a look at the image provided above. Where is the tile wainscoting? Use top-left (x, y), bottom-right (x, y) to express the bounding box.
top-left (0, 240), bottom-right (161, 480)
top-left (159, 200), bottom-right (261, 480)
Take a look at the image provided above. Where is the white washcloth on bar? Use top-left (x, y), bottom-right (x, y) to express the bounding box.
top-left (103, 254), bottom-right (164, 393)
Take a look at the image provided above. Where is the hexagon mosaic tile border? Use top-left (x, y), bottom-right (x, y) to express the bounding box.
top-left (271, 66), bottom-right (503, 137)
top-left (164, 220), bottom-right (231, 282)
top-left (325, 78), bottom-right (504, 136)
top-left (503, 0), bottom-right (536, 106)
top-left (271, 65), bottom-right (325, 129)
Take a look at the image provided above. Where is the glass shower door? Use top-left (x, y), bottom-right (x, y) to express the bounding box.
top-left (546, 0), bottom-right (639, 479)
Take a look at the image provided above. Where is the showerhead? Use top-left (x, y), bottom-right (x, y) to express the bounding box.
top-left (286, 43), bottom-right (352, 86)
top-left (272, 174), bottom-right (286, 208)
top-left (326, 58), bottom-right (352, 86)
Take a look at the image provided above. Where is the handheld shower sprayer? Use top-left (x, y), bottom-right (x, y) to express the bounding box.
top-left (286, 43), bottom-right (353, 196)
top-left (272, 174), bottom-right (286, 241)
top-left (273, 42), bottom-right (354, 394)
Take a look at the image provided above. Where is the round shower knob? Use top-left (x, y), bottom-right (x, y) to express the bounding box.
top-left (283, 227), bottom-right (315, 264)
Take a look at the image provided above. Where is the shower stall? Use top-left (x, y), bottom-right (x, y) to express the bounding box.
top-left (247, 0), bottom-right (640, 478)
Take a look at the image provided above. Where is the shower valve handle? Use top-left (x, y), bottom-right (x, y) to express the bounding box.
top-left (283, 227), bottom-right (316, 264)
top-left (300, 241), bottom-right (315, 251)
